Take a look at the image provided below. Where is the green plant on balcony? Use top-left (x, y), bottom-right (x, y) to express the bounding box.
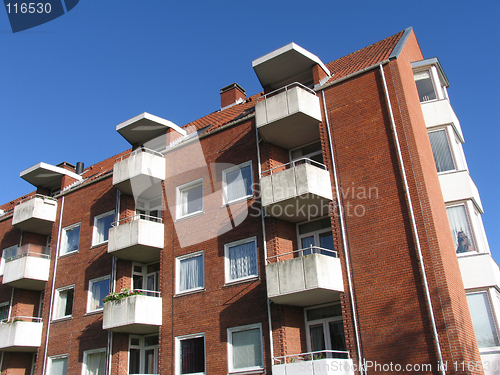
top-left (102, 289), bottom-right (142, 303)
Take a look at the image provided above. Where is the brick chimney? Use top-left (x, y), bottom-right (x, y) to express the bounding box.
top-left (220, 83), bottom-right (246, 109)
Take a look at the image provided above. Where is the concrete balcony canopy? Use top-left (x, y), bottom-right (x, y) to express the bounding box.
top-left (108, 215), bottom-right (164, 263)
top-left (266, 250), bottom-right (344, 306)
top-left (273, 351), bottom-right (354, 375)
top-left (113, 148), bottom-right (166, 197)
top-left (103, 294), bottom-right (162, 334)
top-left (439, 170), bottom-right (483, 212)
top-left (19, 161), bottom-right (82, 192)
top-left (255, 83), bottom-right (322, 150)
top-left (0, 319), bottom-right (43, 352)
top-left (458, 253), bottom-right (500, 290)
top-left (2, 244), bottom-right (50, 291)
top-left (260, 159), bottom-right (333, 222)
top-left (421, 99), bottom-right (464, 140)
top-left (252, 42), bottom-right (330, 90)
top-left (12, 194), bottom-right (57, 235)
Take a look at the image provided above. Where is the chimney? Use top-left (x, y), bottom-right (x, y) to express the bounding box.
top-left (76, 162), bottom-right (84, 175)
top-left (220, 83), bottom-right (246, 109)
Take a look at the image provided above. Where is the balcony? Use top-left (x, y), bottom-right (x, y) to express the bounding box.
top-left (12, 195), bottom-right (57, 235)
top-left (438, 170), bottom-right (483, 211)
top-left (2, 244), bottom-right (50, 291)
top-left (266, 248), bottom-right (344, 306)
top-left (458, 253), bottom-right (500, 290)
top-left (103, 292), bottom-right (162, 334)
top-left (112, 148), bottom-right (166, 197)
top-left (108, 215), bottom-right (164, 263)
top-left (0, 318), bottom-right (43, 352)
top-left (255, 83), bottom-right (322, 149)
top-left (421, 99), bottom-right (462, 135)
top-left (273, 351), bottom-right (354, 375)
top-left (260, 159), bottom-right (333, 222)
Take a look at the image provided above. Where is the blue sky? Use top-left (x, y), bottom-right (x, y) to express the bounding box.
top-left (0, 1), bottom-right (499, 257)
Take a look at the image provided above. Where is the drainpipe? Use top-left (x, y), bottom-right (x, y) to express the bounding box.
top-left (378, 64), bottom-right (446, 375)
top-left (254, 123), bottom-right (274, 365)
top-left (42, 196), bottom-right (65, 375)
top-left (321, 91), bottom-right (365, 375)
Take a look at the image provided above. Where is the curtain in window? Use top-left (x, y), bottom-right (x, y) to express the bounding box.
top-left (229, 241), bottom-right (257, 280)
top-left (446, 205), bottom-right (476, 253)
top-left (50, 358), bottom-right (68, 375)
top-left (66, 226), bottom-right (80, 252)
top-left (91, 280), bottom-right (109, 310)
top-left (182, 185), bottom-right (202, 216)
top-left (57, 291), bottom-right (68, 318)
top-left (467, 293), bottom-right (500, 348)
top-left (181, 337), bottom-right (204, 374)
top-left (232, 328), bottom-right (262, 369)
top-left (86, 352), bottom-right (105, 375)
top-left (180, 255), bottom-right (203, 292)
top-left (429, 130), bottom-right (455, 172)
top-left (301, 236), bottom-right (315, 255)
top-left (309, 324), bottom-right (325, 352)
top-left (97, 215), bottom-right (114, 243)
top-left (226, 165), bottom-right (252, 203)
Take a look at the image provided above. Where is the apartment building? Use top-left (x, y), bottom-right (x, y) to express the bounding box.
top-left (0, 27), bottom-right (498, 375)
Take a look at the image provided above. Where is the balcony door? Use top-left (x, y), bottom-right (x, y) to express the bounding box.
top-left (305, 304), bottom-right (346, 357)
top-left (136, 197), bottom-right (162, 222)
top-left (290, 141), bottom-right (324, 164)
top-left (297, 217), bottom-right (334, 256)
top-left (133, 262), bottom-right (160, 296)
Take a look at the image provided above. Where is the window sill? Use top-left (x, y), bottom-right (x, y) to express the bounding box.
top-left (174, 288), bottom-right (205, 297)
top-left (175, 211), bottom-right (204, 222)
top-left (84, 309), bottom-right (103, 316)
top-left (224, 276), bottom-right (260, 287)
top-left (90, 241), bottom-right (108, 250)
top-left (228, 369), bottom-right (265, 375)
top-left (58, 250), bottom-right (79, 259)
top-left (223, 195), bottom-right (254, 207)
top-left (51, 316), bottom-right (73, 323)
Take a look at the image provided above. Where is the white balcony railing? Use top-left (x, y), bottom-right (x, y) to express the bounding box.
top-left (0, 317), bottom-right (43, 352)
top-left (2, 244), bottom-right (51, 290)
top-left (255, 83), bottom-right (322, 149)
top-left (113, 148), bottom-right (166, 197)
top-left (266, 248), bottom-right (344, 306)
top-left (12, 194), bottom-right (57, 235)
top-left (108, 215), bottom-right (164, 263)
top-left (260, 159), bottom-right (333, 222)
top-left (273, 350), bottom-right (354, 375)
top-left (103, 292), bottom-right (162, 334)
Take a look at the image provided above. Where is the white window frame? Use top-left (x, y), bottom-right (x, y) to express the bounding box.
top-left (136, 197), bottom-right (162, 222)
top-left (53, 285), bottom-right (75, 321)
top-left (60, 222), bottom-right (81, 256)
top-left (81, 348), bottom-right (106, 375)
top-left (222, 161), bottom-right (253, 205)
top-left (428, 128), bottom-right (457, 174)
top-left (128, 334), bottom-right (159, 375)
top-left (175, 332), bottom-right (206, 375)
top-left (47, 354), bottom-right (69, 375)
top-left (289, 140), bottom-right (323, 163)
top-left (132, 262), bottom-right (160, 294)
top-left (87, 275), bottom-right (110, 313)
top-left (92, 210), bottom-right (115, 246)
top-left (466, 290), bottom-right (500, 351)
top-left (176, 251), bottom-right (204, 295)
top-left (297, 217), bottom-right (334, 255)
top-left (0, 245), bottom-right (17, 276)
top-left (227, 323), bottom-right (264, 373)
top-left (304, 303), bottom-right (345, 353)
top-left (224, 237), bottom-right (258, 284)
top-left (176, 179), bottom-right (204, 220)
top-left (0, 301), bottom-right (10, 322)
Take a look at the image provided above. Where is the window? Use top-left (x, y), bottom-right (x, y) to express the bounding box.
top-left (87, 276), bottom-right (110, 313)
top-left (175, 333), bottom-right (205, 375)
top-left (414, 70), bottom-right (437, 102)
top-left (136, 197), bottom-right (162, 222)
top-left (298, 217), bottom-right (335, 256)
top-left (0, 301), bottom-right (9, 321)
top-left (467, 292), bottom-right (500, 349)
top-left (227, 324), bottom-right (263, 373)
top-left (223, 162), bottom-right (253, 204)
top-left (82, 348), bottom-right (106, 375)
top-left (290, 141), bottom-right (324, 164)
top-left (224, 237), bottom-right (258, 284)
top-left (133, 262), bottom-right (160, 295)
top-left (176, 252), bottom-right (204, 294)
top-left (61, 223), bottom-right (80, 256)
top-left (446, 204), bottom-right (476, 253)
top-left (129, 335), bottom-right (159, 374)
top-left (53, 286), bottom-right (74, 320)
top-left (0, 245), bottom-right (17, 276)
top-left (305, 304), bottom-right (347, 357)
top-left (92, 211), bottom-right (114, 246)
top-left (428, 129), bottom-right (455, 173)
top-left (48, 355), bottom-right (68, 375)
top-left (177, 179), bottom-right (203, 219)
